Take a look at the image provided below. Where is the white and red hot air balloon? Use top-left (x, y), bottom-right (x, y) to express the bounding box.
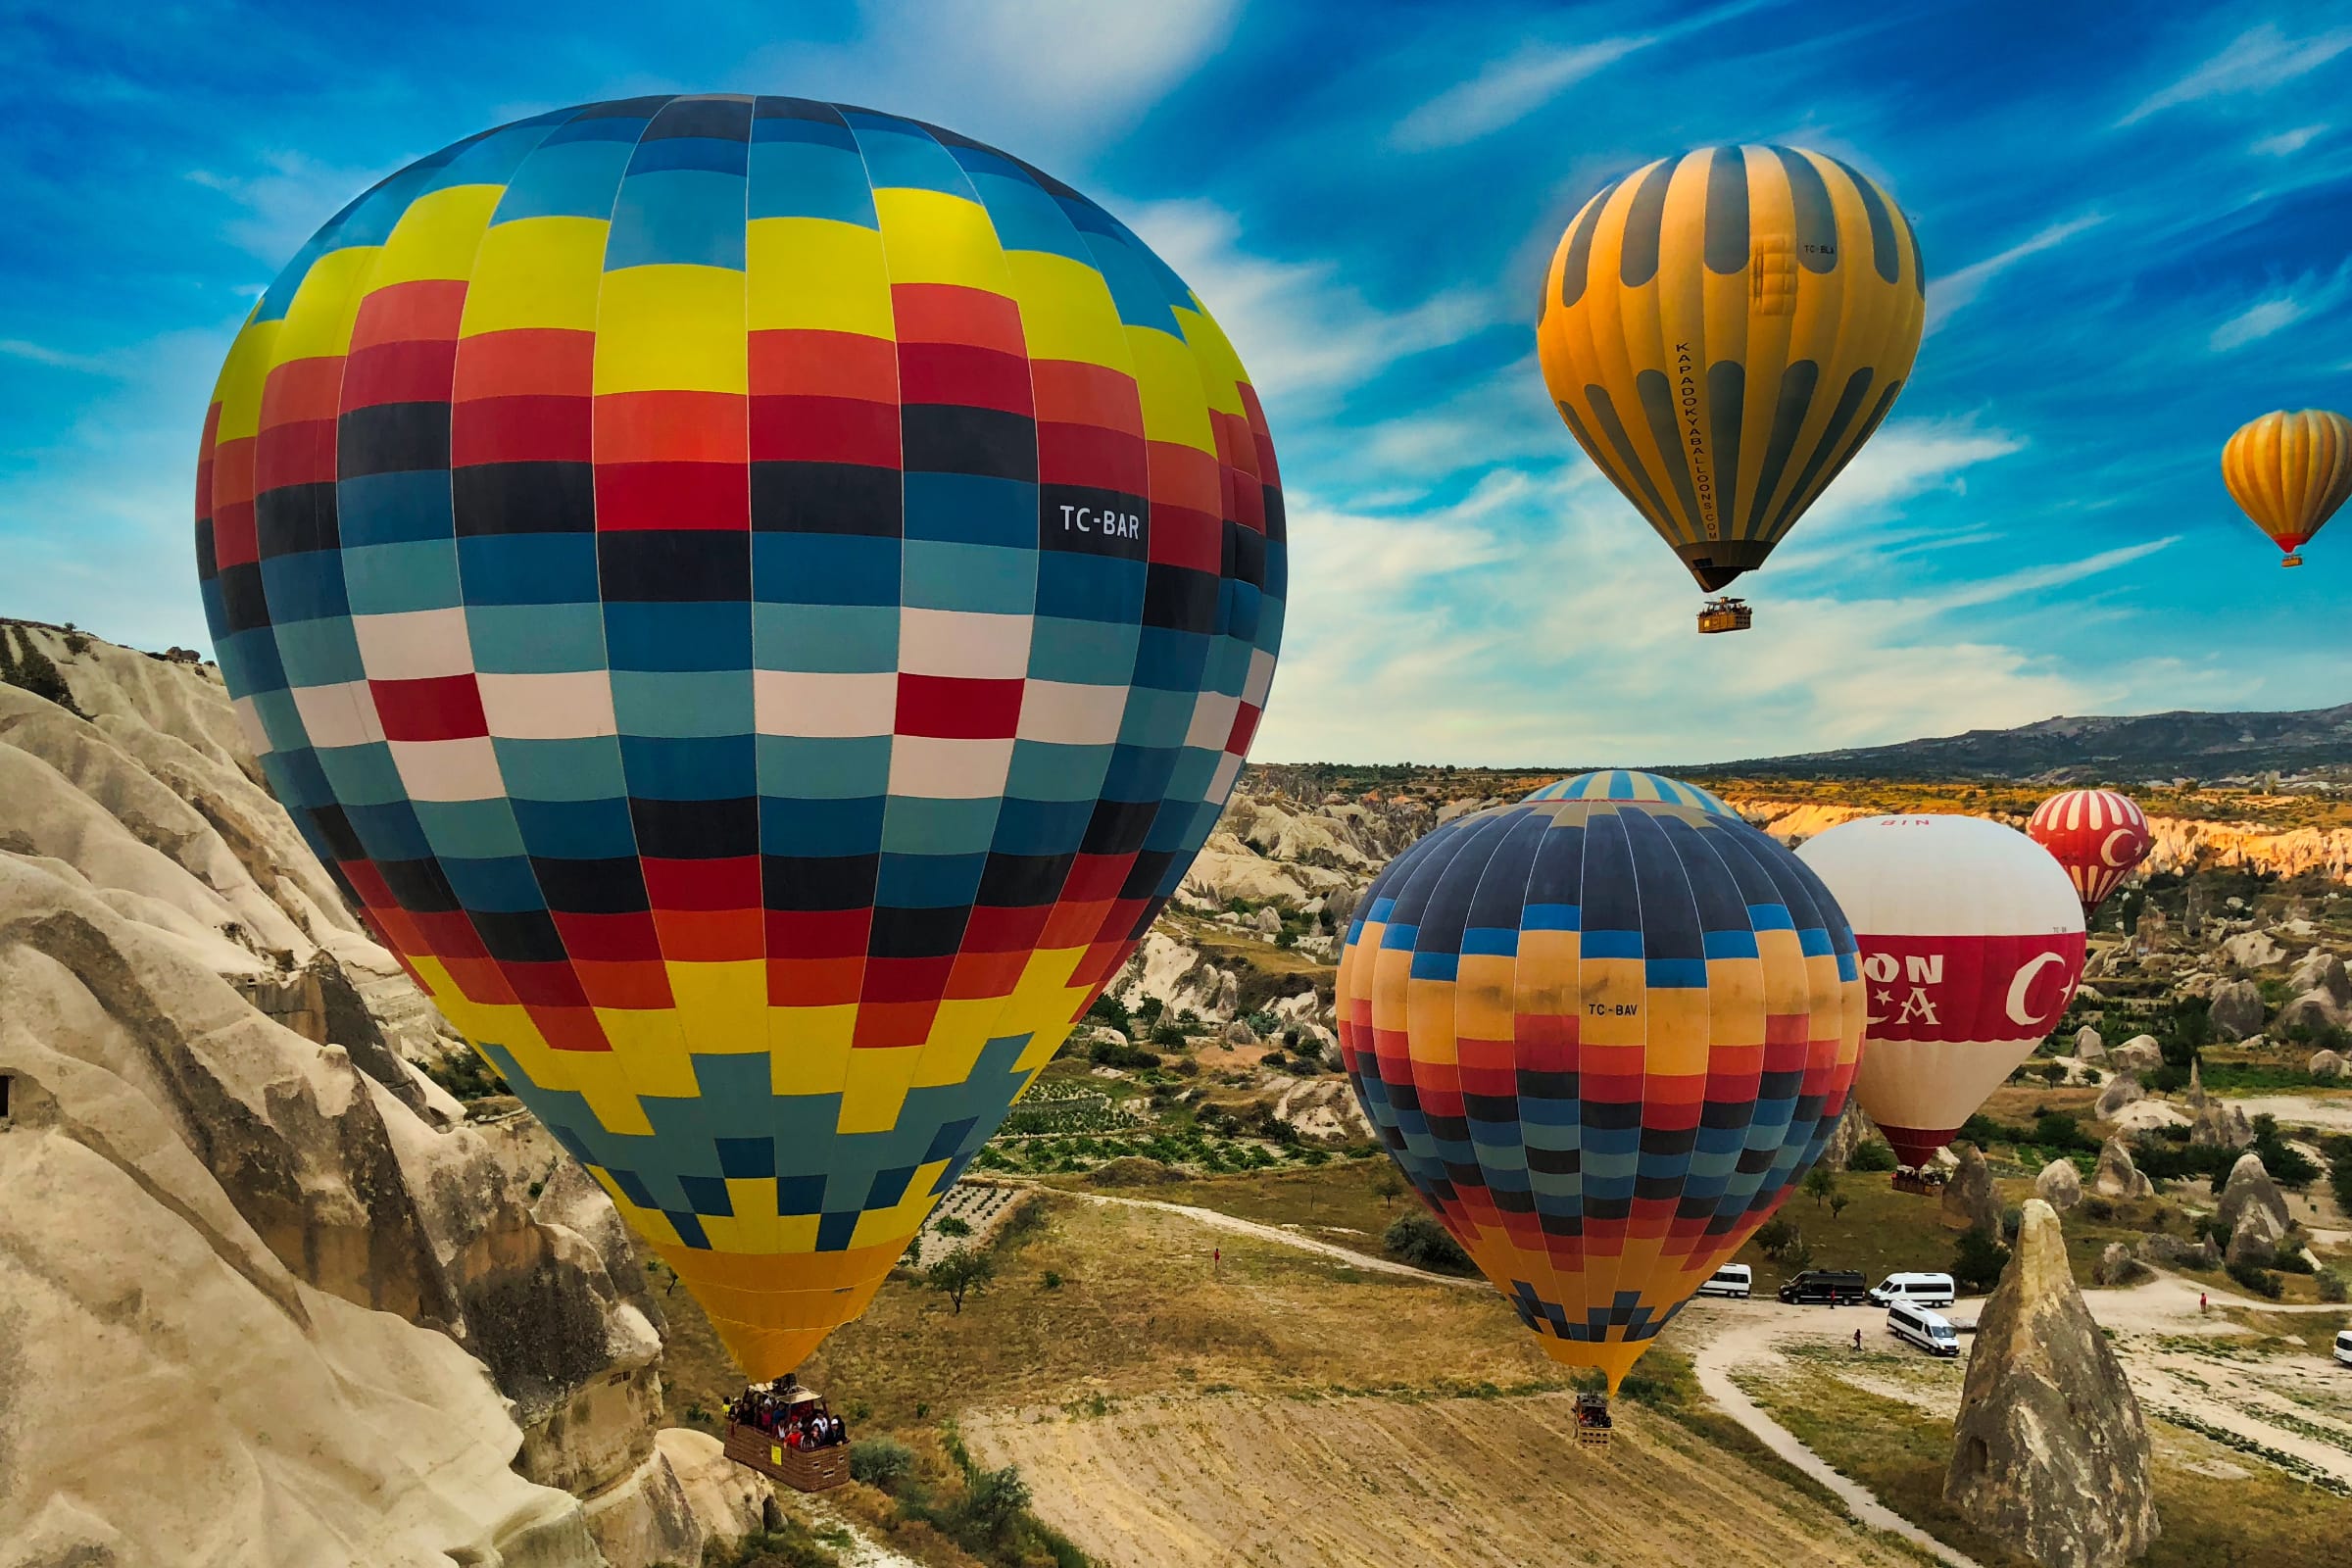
top-left (1798, 815), bottom-right (2086, 1171)
top-left (2027, 788), bottom-right (2151, 918)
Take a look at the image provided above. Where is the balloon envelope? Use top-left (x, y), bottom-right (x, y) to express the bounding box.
top-left (1796, 816), bottom-right (2083, 1168)
top-left (2222, 409), bottom-right (2352, 564)
top-left (1337, 772), bottom-right (1863, 1390)
top-left (1538, 145), bottom-right (1927, 591)
top-left (2027, 789), bottom-right (2150, 916)
top-left (194, 96), bottom-right (1284, 1377)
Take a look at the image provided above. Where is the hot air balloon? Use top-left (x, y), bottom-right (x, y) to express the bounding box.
top-left (1537, 146), bottom-right (1927, 633)
top-left (2222, 409), bottom-right (2352, 567)
top-left (194, 96), bottom-right (1284, 1381)
top-left (1796, 816), bottom-right (2083, 1173)
top-left (2027, 789), bottom-right (2150, 920)
top-left (1337, 770), bottom-right (1864, 1405)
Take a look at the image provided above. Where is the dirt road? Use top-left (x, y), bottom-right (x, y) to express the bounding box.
top-left (1066, 1189), bottom-right (1482, 1287)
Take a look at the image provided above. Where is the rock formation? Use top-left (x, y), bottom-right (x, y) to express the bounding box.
top-left (2093, 1072), bottom-right (2144, 1119)
top-left (2036, 1157), bottom-right (2083, 1212)
top-left (1945, 1200), bottom-right (2158, 1567)
top-left (2276, 987), bottom-right (2346, 1037)
top-left (2092, 1138), bottom-right (2154, 1200)
top-left (2094, 1242), bottom-right (2149, 1287)
top-left (2139, 1230), bottom-right (2220, 1271)
top-left (2288, 948), bottom-right (2351, 1006)
top-left (2220, 929), bottom-right (2285, 969)
top-left (1940, 1143), bottom-right (2002, 1234)
top-left (2207, 979), bottom-right (2265, 1040)
top-left (2216, 1152), bottom-right (2289, 1256)
top-left (2074, 1024), bottom-right (2105, 1060)
top-left (2312, 1049), bottom-right (2350, 1080)
top-left (1821, 1102), bottom-right (1886, 1171)
top-left (2109, 1035), bottom-right (2164, 1074)
top-left (0, 631), bottom-right (704, 1567)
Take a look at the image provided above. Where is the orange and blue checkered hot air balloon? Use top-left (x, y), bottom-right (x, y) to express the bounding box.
top-left (193, 96), bottom-right (1283, 1378)
top-left (1336, 771), bottom-right (1863, 1391)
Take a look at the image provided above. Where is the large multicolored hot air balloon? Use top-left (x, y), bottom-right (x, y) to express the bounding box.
top-left (193, 95), bottom-right (1284, 1377)
top-left (2027, 789), bottom-right (2151, 918)
top-left (1337, 770), bottom-right (1864, 1391)
top-left (1797, 816), bottom-right (2083, 1171)
top-left (1537, 146), bottom-right (1927, 621)
top-left (2222, 409), bottom-right (2352, 567)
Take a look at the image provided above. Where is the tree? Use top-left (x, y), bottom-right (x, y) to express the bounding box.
top-left (1384, 1211), bottom-right (1473, 1273)
top-left (927, 1250), bottom-right (997, 1313)
top-left (1829, 1192), bottom-right (1850, 1220)
top-left (1802, 1166), bottom-right (1838, 1208)
top-left (935, 1215), bottom-right (972, 1238)
top-left (1370, 1167), bottom-right (1404, 1209)
top-left (1753, 1217), bottom-right (1801, 1260)
top-left (1952, 1225), bottom-right (2011, 1293)
top-left (1848, 1140), bottom-right (1897, 1173)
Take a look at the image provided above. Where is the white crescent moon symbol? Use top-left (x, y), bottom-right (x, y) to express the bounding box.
top-left (2099, 828), bottom-right (2135, 868)
top-left (2006, 951), bottom-right (2065, 1027)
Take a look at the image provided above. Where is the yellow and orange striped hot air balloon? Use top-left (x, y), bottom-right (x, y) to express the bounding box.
top-left (2222, 409), bottom-right (2352, 567)
top-left (1538, 146), bottom-right (1927, 626)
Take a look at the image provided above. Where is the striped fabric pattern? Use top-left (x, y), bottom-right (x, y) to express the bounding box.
top-left (1336, 775), bottom-right (1864, 1390)
top-left (2221, 408), bottom-right (2352, 560)
top-left (194, 95), bottom-right (1284, 1377)
top-left (1537, 145), bottom-right (1927, 591)
top-left (1524, 768), bottom-right (1734, 814)
top-left (2026, 788), bottom-right (2151, 913)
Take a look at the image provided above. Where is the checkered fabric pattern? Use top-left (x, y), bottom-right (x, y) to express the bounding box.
top-left (193, 95), bottom-right (1284, 1377)
top-left (1336, 772), bottom-right (1862, 1391)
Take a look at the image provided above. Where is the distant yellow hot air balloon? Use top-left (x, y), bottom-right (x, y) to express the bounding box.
top-left (1538, 146), bottom-right (1927, 628)
top-left (2222, 409), bottom-right (2352, 567)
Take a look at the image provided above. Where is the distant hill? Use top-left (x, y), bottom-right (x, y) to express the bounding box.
top-left (1690, 703), bottom-right (2352, 782)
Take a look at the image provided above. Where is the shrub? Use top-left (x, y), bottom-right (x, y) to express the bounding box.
top-left (849, 1436), bottom-right (915, 1490)
top-left (2081, 1196), bottom-right (2116, 1223)
top-left (1384, 1211), bottom-right (1473, 1273)
top-left (1952, 1226), bottom-right (2011, 1292)
top-left (2318, 1268), bottom-right (2348, 1304)
top-left (954, 1462), bottom-right (1032, 1539)
top-left (1041, 1270), bottom-right (1062, 1290)
top-left (2000, 1205), bottom-right (2024, 1244)
top-left (1753, 1217), bottom-right (1801, 1260)
top-left (2225, 1258), bottom-right (2284, 1299)
top-left (1085, 992), bottom-right (1130, 1032)
top-left (1089, 1036), bottom-right (1162, 1069)
top-left (1847, 1140), bottom-right (1898, 1173)
top-left (934, 1215), bottom-right (971, 1238)
top-left (1149, 1020), bottom-right (1189, 1049)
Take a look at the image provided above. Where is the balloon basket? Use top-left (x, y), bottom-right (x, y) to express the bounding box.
top-left (1574, 1391), bottom-right (1613, 1449)
top-left (2281, 553), bottom-right (2304, 567)
top-left (1696, 597), bottom-right (1753, 634)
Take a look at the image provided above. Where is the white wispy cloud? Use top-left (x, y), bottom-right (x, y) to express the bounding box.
top-left (2251, 122), bottom-right (2328, 155)
top-left (750, 0), bottom-right (1239, 168)
top-left (1926, 215), bottom-right (2106, 333)
top-left (2209, 260), bottom-right (2352, 351)
top-left (1391, 37), bottom-right (1653, 151)
top-left (0, 338), bottom-right (119, 375)
top-left (1123, 198), bottom-right (1498, 408)
top-left (1248, 420), bottom-right (2164, 765)
top-left (186, 151), bottom-right (393, 265)
top-left (2120, 24), bottom-right (2352, 125)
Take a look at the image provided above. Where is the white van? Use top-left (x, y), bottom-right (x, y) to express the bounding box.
top-left (2334, 1330), bottom-right (2351, 1370)
top-left (1696, 1263), bottom-right (1751, 1299)
top-left (1868, 1271), bottom-right (1956, 1307)
top-left (1888, 1301), bottom-right (1961, 1356)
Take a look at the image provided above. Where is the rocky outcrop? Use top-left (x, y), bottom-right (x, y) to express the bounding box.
top-left (2207, 979), bottom-right (2265, 1041)
top-left (2186, 1066), bottom-right (2253, 1149)
top-left (2074, 1025), bottom-right (2105, 1060)
top-left (1940, 1143), bottom-right (2002, 1234)
top-left (1945, 1200), bottom-right (2158, 1568)
top-left (2094, 1242), bottom-right (2150, 1287)
top-left (2110, 1035), bottom-right (2164, 1074)
top-left (2036, 1157), bottom-right (2083, 1212)
top-left (2139, 1230), bottom-right (2220, 1271)
top-left (1110, 929), bottom-right (1243, 1023)
top-left (2092, 1138), bottom-right (2154, 1200)
top-left (2216, 1152), bottom-right (2290, 1257)
top-left (2288, 948), bottom-right (2351, 1006)
top-left (1821, 1103), bottom-right (1886, 1171)
top-left (2220, 930), bottom-right (2285, 969)
top-left (0, 635), bottom-right (688, 1566)
top-left (2312, 1049), bottom-right (2350, 1080)
top-left (656, 1428), bottom-right (777, 1547)
top-left (2093, 1072), bottom-right (2144, 1119)
top-left (2276, 988), bottom-right (2346, 1038)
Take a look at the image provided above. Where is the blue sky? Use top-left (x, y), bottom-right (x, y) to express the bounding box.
top-left (6, 1), bottom-right (2351, 765)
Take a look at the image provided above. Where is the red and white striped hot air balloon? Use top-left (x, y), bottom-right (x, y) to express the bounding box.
top-left (2027, 789), bottom-right (2151, 918)
top-left (1798, 815), bottom-right (2085, 1172)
